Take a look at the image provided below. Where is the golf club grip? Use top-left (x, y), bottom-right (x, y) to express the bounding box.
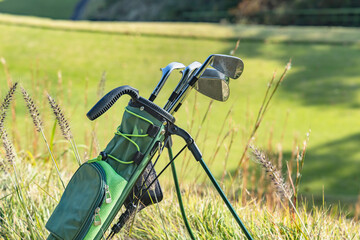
top-left (87, 85), bottom-right (139, 120)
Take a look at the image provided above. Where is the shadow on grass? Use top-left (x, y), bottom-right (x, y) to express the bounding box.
top-left (219, 40), bottom-right (360, 206)
top-left (222, 132), bottom-right (360, 205)
top-left (228, 41), bottom-right (360, 107)
top-left (292, 132), bottom-right (360, 203)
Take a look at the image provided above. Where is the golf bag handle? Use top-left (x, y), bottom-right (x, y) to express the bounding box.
top-left (87, 85), bottom-right (139, 120)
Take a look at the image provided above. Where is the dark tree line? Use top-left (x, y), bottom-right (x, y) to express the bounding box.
top-left (77, 0), bottom-right (360, 26)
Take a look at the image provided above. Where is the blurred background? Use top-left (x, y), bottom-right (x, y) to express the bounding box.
top-left (1, 0), bottom-right (360, 26)
top-left (0, 0), bottom-right (360, 230)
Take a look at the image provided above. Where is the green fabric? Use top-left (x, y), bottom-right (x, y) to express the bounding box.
top-left (92, 106), bottom-right (165, 240)
top-left (103, 105), bottom-right (164, 180)
top-left (46, 163), bottom-right (105, 240)
top-left (47, 234), bottom-right (58, 240)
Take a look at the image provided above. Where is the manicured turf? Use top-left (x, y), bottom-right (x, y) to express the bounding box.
top-left (0, 16), bottom-right (359, 204)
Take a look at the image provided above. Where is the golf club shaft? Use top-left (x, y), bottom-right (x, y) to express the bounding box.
top-left (168, 56), bottom-right (214, 113)
top-left (149, 62), bottom-right (185, 101)
top-left (164, 62), bottom-right (201, 111)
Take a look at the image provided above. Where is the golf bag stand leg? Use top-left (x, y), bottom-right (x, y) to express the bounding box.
top-left (166, 140), bottom-right (196, 240)
top-left (168, 124), bottom-right (253, 240)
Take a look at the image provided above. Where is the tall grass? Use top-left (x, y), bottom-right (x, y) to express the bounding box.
top-left (0, 59), bottom-right (359, 239)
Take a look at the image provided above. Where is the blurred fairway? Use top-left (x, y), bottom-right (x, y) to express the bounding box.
top-left (0, 15), bottom-right (360, 204)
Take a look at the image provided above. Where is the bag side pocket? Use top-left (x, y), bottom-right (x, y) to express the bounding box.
top-left (46, 162), bottom-right (107, 240)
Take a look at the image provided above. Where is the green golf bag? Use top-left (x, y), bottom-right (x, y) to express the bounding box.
top-left (45, 86), bottom-right (174, 240)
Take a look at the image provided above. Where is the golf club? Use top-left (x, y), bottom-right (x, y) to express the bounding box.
top-left (163, 61), bottom-right (201, 111)
top-left (149, 62), bottom-right (185, 102)
top-left (194, 68), bottom-right (230, 102)
top-left (168, 54), bottom-right (244, 113)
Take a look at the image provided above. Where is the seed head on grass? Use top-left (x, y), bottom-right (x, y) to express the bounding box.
top-left (20, 86), bottom-right (65, 188)
top-left (0, 83), bottom-right (18, 170)
top-left (0, 83), bottom-right (18, 134)
top-left (250, 145), bottom-right (293, 201)
top-left (251, 145), bottom-right (311, 238)
top-left (0, 82), bottom-right (18, 114)
top-left (47, 93), bottom-right (82, 166)
top-left (0, 114), bottom-right (12, 173)
top-left (20, 86), bottom-right (42, 132)
top-left (1, 128), bottom-right (16, 166)
top-left (0, 112), bottom-right (6, 137)
top-left (47, 93), bottom-right (72, 140)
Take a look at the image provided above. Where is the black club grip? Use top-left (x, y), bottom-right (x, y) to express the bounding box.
top-left (87, 85), bottom-right (139, 120)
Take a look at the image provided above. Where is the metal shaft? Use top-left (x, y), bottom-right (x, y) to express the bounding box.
top-left (168, 55), bottom-right (215, 113)
top-left (149, 62), bottom-right (185, 101)
top-left (164, 61), bottom-right (201, 111)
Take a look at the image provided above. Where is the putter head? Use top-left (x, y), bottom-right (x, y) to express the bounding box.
top-left (195, 68), bottom-right (230, 102)
top-left (210, 54), bottom-right (244, 79)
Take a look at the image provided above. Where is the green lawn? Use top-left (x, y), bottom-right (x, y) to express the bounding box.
top-left (0, 0), bottom-right (76, 19)
top-left (0, 16), bottom-right (360, 204)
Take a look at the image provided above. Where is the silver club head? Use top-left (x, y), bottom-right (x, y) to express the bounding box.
top-left (149, 62), bottom-right (185, 101)
top-left (193, 54), bottom-right (244, 81)
top-left (169, 54), bottom-right (244, 113)
top-left (195, 68), bottom-right (230, 102)
top-left (211, 54), bottom-right (244, 79)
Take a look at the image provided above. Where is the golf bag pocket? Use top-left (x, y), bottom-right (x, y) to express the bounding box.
top-left (45, 161), bottom-right (128, 240)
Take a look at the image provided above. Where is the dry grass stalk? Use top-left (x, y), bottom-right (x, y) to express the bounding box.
top-left (47, 93), bottom-right (82, 166)
top-left (232, 60), bottom-right (291, 184)
top-left (97, 71), bottom-right (106, 99)
top-left (221, 127), bottom-right (237, 182)
top-left (20, 86), bottom-right (43, 132)
top-left (47, 94), bottom-right (72, 140)
top-left (0, 83), bottom-right (18, 171)
top-left (230, 39), bottom-right (240, 56)
top-left (250, 145), bottom-right (310, 238)
top-left (0, 83), bottom-right (18, 153)
top-left (1, 59), bottom-right (18, 141)
top-left (0, 83), bottom-right (18, 143)
top-left (207, 105), bottom-right (234, 168)
top-left (355, 195), bottom-right (360, 221)
top-left (251, 146), bottom-right (292, 201)
top-left (57, 70), bottom-right (63, 100)
top-left (241, 155), bottom-right (249, 204)
top-left (67, 80), bottom-right (73, 106)
top-left (0, 82), bottom-right (18, 114)
top-left (91, 130), bottom-right (100, 157)
top-left (0, 57), bottom-right (12, 86)
top-left (84, 77), bottom-right (89, 108)
top-left (1, 128), bottom-right (16, 166)
top-left (0, 110), bottom-right (9, 138)
top-left (20, 86), bottom-right (65, 189)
